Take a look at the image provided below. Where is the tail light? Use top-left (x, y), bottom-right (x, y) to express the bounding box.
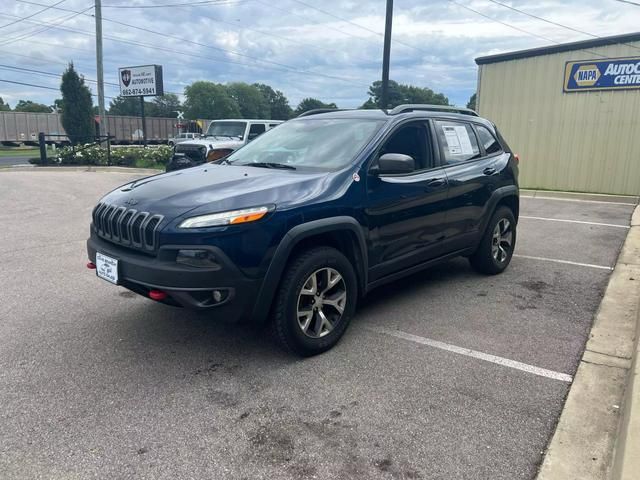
top-left (513, 153), bottom-right (520, 164)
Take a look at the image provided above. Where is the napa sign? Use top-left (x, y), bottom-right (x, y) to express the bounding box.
top-left (564, 57), bottom-right (640, 92)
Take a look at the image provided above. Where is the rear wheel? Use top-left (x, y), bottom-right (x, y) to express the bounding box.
top-left (469, 206), bottom-right (516, 275)
top-left (270, 247), bottom-right (357, 356)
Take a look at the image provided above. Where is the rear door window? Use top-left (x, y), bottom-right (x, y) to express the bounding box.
top-left (434, 120), bottom-right (480, 165)
top-left (475, 125), bottom-right (502, 155)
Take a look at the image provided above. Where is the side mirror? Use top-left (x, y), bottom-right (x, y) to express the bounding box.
top-left (375, 153), bottom-right (415, 174)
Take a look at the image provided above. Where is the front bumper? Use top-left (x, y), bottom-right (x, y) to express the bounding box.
top-left (87, 232), bottom-right (261, 321)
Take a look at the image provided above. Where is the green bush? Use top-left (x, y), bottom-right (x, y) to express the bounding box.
top-left (51, 144), bottom-right (172, 168)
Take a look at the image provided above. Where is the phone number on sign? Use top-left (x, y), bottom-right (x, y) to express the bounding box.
top-left (121, 87), bottom-right (156, 96)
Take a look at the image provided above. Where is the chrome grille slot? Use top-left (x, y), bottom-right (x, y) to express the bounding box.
top-left (92, 202), bottom-right (163, 252)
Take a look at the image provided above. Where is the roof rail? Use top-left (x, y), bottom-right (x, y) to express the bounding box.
top-left (297, 108), bottom-right (344, 117)
top-left (388, 104), bottom-right (479, 117)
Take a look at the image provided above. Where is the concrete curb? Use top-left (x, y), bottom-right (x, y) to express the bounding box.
top-left (537, 205), bottom-right (640, 480)
top-left (611, 207), bottom-right (640, 479)
top-left (0, 166), bottom-right (160, 175)
top-left (521, 189), bottom-right (639, 205)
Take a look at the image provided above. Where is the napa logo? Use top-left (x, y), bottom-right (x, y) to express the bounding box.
top-left (573, 64), bottom-right (600, 86)
top-left (565, 57), bottom-right (640, 92)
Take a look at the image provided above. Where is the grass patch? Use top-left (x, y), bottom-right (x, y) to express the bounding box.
top-left (0, 148), bottom-right (43, 158)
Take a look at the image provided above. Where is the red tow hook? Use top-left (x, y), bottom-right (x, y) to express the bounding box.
top-left (149, 290), bottom-right (168, 301)
top-left (87, 262), bottom-right (96, 269)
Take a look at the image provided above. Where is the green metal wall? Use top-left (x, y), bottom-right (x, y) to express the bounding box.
top-left (477, 40), bottom-right (640, 196)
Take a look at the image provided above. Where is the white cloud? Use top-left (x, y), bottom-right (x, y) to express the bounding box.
top-left (0, 0), bottom-right (638, 109)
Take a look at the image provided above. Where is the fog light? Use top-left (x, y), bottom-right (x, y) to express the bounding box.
top-left (212, 289), bottom-right (229, 304)
top-left (176, 249), bottom-right (219, 268)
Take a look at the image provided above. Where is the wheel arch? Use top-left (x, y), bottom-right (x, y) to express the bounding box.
top-left (250, 217), bottom-right (368, 325)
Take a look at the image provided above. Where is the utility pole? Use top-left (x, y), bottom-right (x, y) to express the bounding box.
top-left (95, 0), bottom-right (106, 140)
top-left (381, 0), bottom-right (393, 111)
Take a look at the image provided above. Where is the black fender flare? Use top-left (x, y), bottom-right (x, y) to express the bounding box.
top-left (478, 185), bottom-right (519, 237)
top-left (250, 216), bottom-right (368, 325)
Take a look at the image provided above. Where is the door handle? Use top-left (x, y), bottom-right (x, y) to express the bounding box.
top-left (426, 178), bottom-right (446, 187)
top-left (483, 167), bottom-right (497, 176)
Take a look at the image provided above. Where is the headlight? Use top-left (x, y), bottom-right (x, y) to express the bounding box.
top-left (178, 206), bottom-right (272, 228)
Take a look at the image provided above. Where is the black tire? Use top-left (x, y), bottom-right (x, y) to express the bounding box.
top-left (270, 246), bottom-right (358, 356)
top-left (469, 206), bottom-right (516, 275)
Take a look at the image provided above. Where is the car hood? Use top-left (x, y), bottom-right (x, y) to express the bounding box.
top-left (177, 138), bottom-right (243, 150)
top-left (100, 164), bottom-right (335, 224)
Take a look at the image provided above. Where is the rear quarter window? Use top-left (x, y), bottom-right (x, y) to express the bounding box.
top-left (475, 125), bottom-right (502, 155)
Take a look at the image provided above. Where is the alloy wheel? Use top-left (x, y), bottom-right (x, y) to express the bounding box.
top-left (296, 267), bottom-right (347, 338)
top-left (492, 218), bottom-right (513, 263)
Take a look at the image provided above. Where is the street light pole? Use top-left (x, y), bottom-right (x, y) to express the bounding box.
top-left (95, 0), bottom-right (106, 139)
top-left (381, 0), bottom-right (393, 111)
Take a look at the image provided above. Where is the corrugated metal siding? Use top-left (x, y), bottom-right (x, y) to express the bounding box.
top-left (477, 40), bottom-right (640, 195)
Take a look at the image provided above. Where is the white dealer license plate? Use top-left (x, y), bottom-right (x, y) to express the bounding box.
top-left (96, 252), bottom-right (119, 285)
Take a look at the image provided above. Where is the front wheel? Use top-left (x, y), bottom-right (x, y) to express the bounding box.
top-left (469, 206), bottom-right (516, 275)
top-left (270, 247), bottom-right (357, 356)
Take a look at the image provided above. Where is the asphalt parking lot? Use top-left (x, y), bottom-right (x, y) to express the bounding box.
top-left (0, 170), bottom-right (636, 480)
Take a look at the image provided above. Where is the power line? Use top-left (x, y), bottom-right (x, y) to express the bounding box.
top-left (484, 0), bottom-right (596, 38)
top-left (15, 0), bottom-right (369, 87)
top-left (288, 0), bottom-right (438, 57)
top-left (0, 63), bottom-right (183, 97)
top-left (0, 0), bottom-right (67, 29)
top-left (254, 0), bottom-right (383, 48)
top-left (0, 64), bottom-right (118, 87)
top-left (611, 0), bottom-right (640, 6)
top-left (0, 16), bottom-right (352, 96)
top-left (103, 0), bottom-right (245, 8)
top-left (0, 5), bottom-right (94, 47)
top-left (485, 0), bottom-right (640, 54)
top-left (0, 77), bottom-right (113, 99)
top-left (447, 0), bottom-right (557, 44)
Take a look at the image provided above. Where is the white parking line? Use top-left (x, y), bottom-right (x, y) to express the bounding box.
top-left (525, 195), bottom-right (637, 206)
top-left (520, 215), bottom-right (629, 229)
top-left (367, 326), bottom-right (573, 383)
top-left (513, 254), bottom-right (613, 271)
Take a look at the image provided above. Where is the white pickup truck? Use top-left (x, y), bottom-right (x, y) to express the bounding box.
top-left (167, 119), bottom-right (283, 171)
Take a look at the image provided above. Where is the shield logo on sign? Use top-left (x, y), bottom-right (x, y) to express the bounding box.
top-left (121, 69), bottom-right (131, 87)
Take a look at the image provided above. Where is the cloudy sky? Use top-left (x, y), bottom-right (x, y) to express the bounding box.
top-left (0, 0), bottom-right (638, 110)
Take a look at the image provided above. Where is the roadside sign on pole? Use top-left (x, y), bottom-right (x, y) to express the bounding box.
top-left (118, 65), bottom-right (164, 97)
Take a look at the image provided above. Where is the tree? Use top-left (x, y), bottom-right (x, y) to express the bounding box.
top-left (254, 83), bottom-right (292, 120)
top-left (294, 97), bottom-right (337, 116)
top-left (467, 93), bottom-right (477, 110)
top-left (147, 94), bottom-right (181, 118)
top-left (108, 96), bottom-right (143, 116)
top-left (227, 82), bottom-right (270, 119)
top-left (60, 63), bottom-right (94, 143)
top-left (361, 80), bottom-right (449, 109)
top-left (14, 100), bottom-right (52, 113)
top-left (0, 97), bottom-right (10, 111)
top-left (183, 81), bottom-right (240, 119)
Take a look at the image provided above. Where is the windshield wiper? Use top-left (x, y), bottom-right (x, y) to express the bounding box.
top-left (242, 162), bottom-right (296, 170)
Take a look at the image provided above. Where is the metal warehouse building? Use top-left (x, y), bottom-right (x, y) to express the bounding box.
top-left (475, 32), bottom-right (640, 196)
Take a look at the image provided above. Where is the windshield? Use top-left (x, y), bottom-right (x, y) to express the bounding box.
top-left (226, 118), bottom-right (385, 170)
top-left (206, 121), bottom-right (247, 139)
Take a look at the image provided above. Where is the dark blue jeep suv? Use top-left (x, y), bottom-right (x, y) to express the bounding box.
top-left (87, 104), bottom-right (519, 356)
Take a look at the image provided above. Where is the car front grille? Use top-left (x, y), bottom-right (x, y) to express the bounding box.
top-left (92, 202), bottom-right (163, 251)
top-left (175, 144), bottom-right (207, 163)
